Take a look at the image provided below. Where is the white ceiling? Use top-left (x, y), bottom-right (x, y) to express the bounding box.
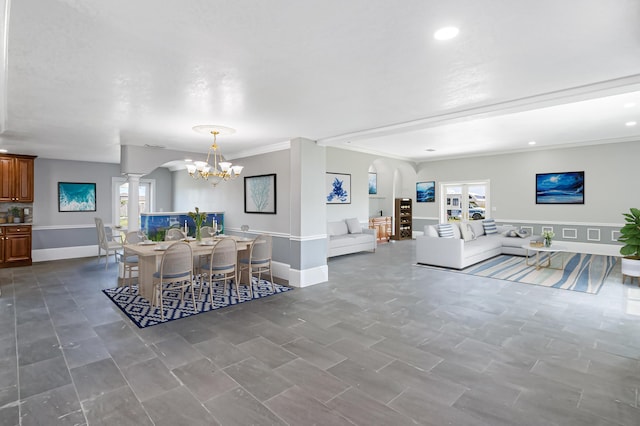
top-left (1, 0), bottom-right (639, 165)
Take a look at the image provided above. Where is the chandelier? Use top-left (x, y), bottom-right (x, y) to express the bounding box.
top-left (187, 125), bottom-right (243, 186)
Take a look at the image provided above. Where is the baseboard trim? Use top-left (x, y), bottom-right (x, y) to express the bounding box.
top-left (288, 265), bottom-right (329, 288)
top-left (33, 245), bottom-right (102, 262)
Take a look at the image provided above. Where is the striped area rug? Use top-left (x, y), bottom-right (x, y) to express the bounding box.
top-left (418, 253), bottom-right (617, 294)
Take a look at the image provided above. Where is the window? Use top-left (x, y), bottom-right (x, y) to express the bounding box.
top-left (112, 177), bottom-right (155, 227)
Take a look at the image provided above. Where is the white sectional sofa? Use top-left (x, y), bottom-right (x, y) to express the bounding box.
top-left (327, 218), bottom-right (377, 258)
top-left (416, 220), bottom-right (536, 269)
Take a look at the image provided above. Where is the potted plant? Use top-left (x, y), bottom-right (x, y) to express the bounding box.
top-left (10, 206), bottom-right (21, 223)
top-left (619, 207), bottom-right (640, 285)
top-left (188, 207), bottom-right (207, 241)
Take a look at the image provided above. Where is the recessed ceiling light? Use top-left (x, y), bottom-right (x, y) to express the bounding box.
top-left (434, 27), bottom-right (459, 41)
top-left (528, 141), bottom-right (536, 145)
top-left (624, 102), bottom-right (636, 108)
top-left (425, 148), bottom-right (436, 152)
top-left (625, 121), bottom-right (637, 127)
top-left (0, 149), bottom-right (7, 153)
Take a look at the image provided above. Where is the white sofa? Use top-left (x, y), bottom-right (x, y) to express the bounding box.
top-left (416, 220), bottom-right (536, 269)
top-left (327, 218), bottom-right (377, 258)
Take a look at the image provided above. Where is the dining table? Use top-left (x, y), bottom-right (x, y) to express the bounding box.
top-left (123, 235), bottom-right (254, 305)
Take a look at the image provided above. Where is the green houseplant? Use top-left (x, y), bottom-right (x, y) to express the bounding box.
top-left (619, 207), bottom-right (640, 285)
top-left (619, 207), bottom-right (640, 259)
top-left (10, 206), bottom-right (21, 223)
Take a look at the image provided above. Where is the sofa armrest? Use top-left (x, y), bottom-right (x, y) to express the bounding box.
top-left (363, 228), bottom-right (376, 237)
top-left (416, 235), bottom-right (465, 269)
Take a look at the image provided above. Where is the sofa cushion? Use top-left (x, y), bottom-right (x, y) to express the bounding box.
top-left (425, 225), bottom-right (439, 238)
top-left (437, 223), bottom-right (455, 238)
top-left (330, 233), bottom-right (373, 248)
top-left (460, 222), bottom-right (476, 241)
top-left (483, 218), bottom-right (498, 235)
top-left (468, 221), bottom-right (485, 238)
top-left (464, 237), bottom-right (502, 257)
top-left (345, 218), bottom-right (362, 234)
top-left (328, 221), bottom-right (348, 236)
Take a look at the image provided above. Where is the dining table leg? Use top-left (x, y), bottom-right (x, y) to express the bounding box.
top-left (138, 255), bottom-right (158, 305)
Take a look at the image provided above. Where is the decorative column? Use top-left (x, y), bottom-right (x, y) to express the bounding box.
top-left (288, 138), bottom-right (328, 287)
top-left (126, 174), bottom-right (143, 232)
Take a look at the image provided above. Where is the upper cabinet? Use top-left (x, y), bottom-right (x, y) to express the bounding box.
top-left (0, 155), bottom-right (36, 202)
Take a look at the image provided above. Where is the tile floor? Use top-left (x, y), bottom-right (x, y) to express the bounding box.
top-left (1, 240), bottom-right (639, 425)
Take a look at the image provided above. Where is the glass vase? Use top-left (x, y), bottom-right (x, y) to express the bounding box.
top-left (196, 226), bottom-right (202, 242)
top-left (544, 238), bottom-right (552, 247)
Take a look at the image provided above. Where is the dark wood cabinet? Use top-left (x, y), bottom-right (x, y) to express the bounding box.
top-left (0, 225), bottom-right (32, 267)
top-left (393, 198), bottom-right (413, 240)
top-left (0, 154), bottom-right (35, 202)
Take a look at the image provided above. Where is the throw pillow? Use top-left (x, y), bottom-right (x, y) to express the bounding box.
top-left (469, 221), bottom-right (485, 238)
top-left (328, 221), bottom-right (348, 236)
top-left (345, 218), bottom-right (362, 234)
top-left (437, 223), bottom-right (455, 238)
top-left (483, 218), bottom-right (498, 235)
top-left (515, 228), bottom-right (530, 238)
top-left (425, 225), bottom-right (439, 238)
top-left (460, 223), bottom-right (476, 241)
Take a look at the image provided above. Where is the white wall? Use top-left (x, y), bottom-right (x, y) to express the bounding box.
top-left (172, 148), bottom-right (291, 235)
top-left (414, 141), bottom-right (640, 225)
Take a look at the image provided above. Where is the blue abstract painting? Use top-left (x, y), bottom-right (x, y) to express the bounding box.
top-left (536, 171), bottom-right (584, 204)
top-left (326, 173), bottom-right (351, 204)
top-left (416, 181), bottom-right (435, 202)
top-left (58, 182), bottom-right (96, 212)
top-left (368, 172), bottom-right (377, 195)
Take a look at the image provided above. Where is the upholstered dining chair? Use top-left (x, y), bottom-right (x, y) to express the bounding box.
top-left (94, 217), bottom-right (122, 269)
top-left (199, 238), bottom-right (239, 303)
top-left (165, 228), bottom-right (186, 241)
top-left (122, 231), bottom-right (144, 292)
top-left (239, 233), bottom-right (274, 293)
top-left (151, 241), bottom-right (197, 320)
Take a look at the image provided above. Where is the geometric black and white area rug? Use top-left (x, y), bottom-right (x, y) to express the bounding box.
top-left (102, 276), bottom-right (292, 328)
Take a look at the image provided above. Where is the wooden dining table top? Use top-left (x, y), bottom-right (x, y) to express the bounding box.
top-left (123, 235), bottom-right (254, 256)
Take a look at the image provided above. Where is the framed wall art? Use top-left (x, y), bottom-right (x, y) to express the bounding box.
top-left (536, 171), bottom-right (584, 204)
top-left (326, 172), bottom-right (351, 204)
top-left (244, 174), bottom-right (277, 214)
top-left (58, 182), bottom-right (97, 212)
top-left (416, 181), bottom-right (435, 202)
top-left (368, 172), bottom-right (377, 195)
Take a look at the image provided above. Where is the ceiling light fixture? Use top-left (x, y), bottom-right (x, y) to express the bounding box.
top-left (187, 125), bottom-right (243, 186)
top-left (434, 26), bottom-right (459, 41)
top-left (528, 141), bottom-right (536, 145)
top-left (625, 121), bottom-right (637, 127)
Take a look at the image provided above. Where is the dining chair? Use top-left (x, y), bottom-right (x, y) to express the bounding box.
top-left (151, 241), bottom-right (197, 320)
top-left (122, 231), bottom-right (144, 293)
top-left (165, 228), bottom-right (186, 241)
top-left (94, 217), bottom-right (122, 269)
top-left (200, 225), bottom-right (215, 238)
top-left (239, 233), bottom-right (275, 293)
top-left (199, 238), bottom-right (239, 303)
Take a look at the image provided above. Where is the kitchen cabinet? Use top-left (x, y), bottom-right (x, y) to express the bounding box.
top-left (0, 225), bottom-right (32, 267)
top-left (0, 154), bottom-right (36, 202)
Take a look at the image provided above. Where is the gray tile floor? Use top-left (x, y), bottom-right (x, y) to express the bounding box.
top-left (1, 240), bottom-right (640, 425)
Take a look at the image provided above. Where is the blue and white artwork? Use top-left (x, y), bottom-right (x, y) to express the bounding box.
top-left (536, 171), bottom-right (584, 204)
top-left (368, 172), bottom-right (377, 195)
top-left (58, 182), bottom-right (96, 212)
top-left (416, 181), bottom-right (435, 202)
top-left (326, 173), bottom-right (351, 204)
top-left (244, 174), bottom-right (277, 214)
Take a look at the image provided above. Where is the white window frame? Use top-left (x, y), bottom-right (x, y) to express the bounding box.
top-left (112, 177), bottom-right (156, 226)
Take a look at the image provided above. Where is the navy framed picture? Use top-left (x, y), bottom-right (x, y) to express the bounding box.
top-left (536, 171), bottom-right (584, 204)
top-left (416, 181), bottom-right (435, 202)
